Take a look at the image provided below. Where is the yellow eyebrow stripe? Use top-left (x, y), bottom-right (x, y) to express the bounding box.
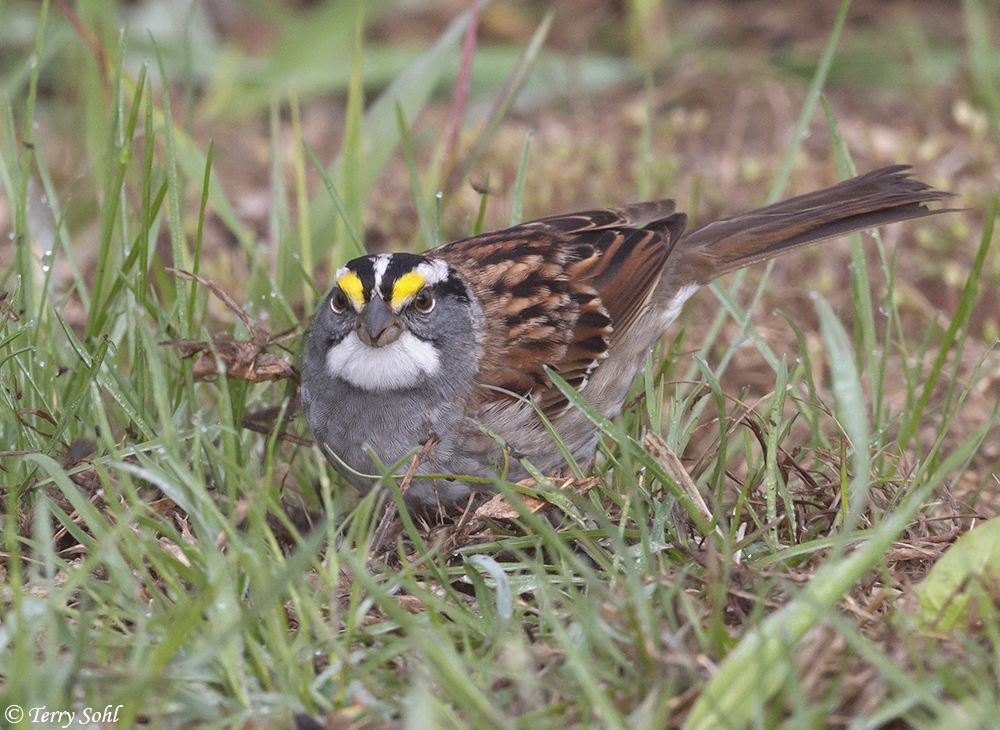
top-left (336, 271), bottom-right (365, 309)
top-left (391, 271), bottom-right (426, 309)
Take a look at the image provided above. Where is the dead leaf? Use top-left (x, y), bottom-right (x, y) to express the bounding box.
top-left (473, 489), bottom-right (551, 520)
top-left (0, 291), bottom-right (19, 322)
top-left (644, 431), bottom-right (714, 524)
top-left (160, 270), bottom-right (300, 384)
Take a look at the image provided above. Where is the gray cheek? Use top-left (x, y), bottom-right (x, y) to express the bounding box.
top-left (425, 306), bottom-right (478, 357)
top-left (306, 310), bottom-right (354, 363)
top-left (303, 310), bottom-right (354, 415)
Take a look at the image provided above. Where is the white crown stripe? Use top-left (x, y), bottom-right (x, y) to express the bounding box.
top-left (372, 254), bottom-right (392, 291)
top-left (417, 259), bottom-right (450, 285)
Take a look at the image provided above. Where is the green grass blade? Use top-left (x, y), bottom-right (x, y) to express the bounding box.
top-left (815, 292), bottom-right (871, 555)
top-left (395, 100), bottom-right (434, 252)
top-left (305, 142), bottom-right (365, 259)
top-left (305, 4), bottom-right (485, 257)
top-left (151, 36), bottom-right (190, 341)
top-left (898, 190), bottom-right (996, 451)
top-left (186, 139), bottom-right (213, 334)
top-left (448, 9), bottom-right (553, 193)
top-left (509, 131), bottom-right (532, 226)
top-left (770, 0), bottom-right (854, 201)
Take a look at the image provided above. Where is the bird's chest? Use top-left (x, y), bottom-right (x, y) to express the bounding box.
top-left (326, 388), bottom-right (445, 469)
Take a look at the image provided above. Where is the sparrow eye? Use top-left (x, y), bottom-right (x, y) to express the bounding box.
top-left (413, 289), bottom-right (435, 313)
top-left (330, 289), bottom-right (349, 313)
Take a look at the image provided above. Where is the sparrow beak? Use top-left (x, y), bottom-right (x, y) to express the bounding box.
top-left (356, 297), bottom-right (402, 347)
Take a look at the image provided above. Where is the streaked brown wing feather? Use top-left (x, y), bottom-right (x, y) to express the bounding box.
top-left (435, 203), bottom-right (683, 418)
top-left (522, 199), bottom-right (680, 233)
top-left (581, 222), bottom-right (683, 349)
top-left (437, 229), bottom-right (577, 404)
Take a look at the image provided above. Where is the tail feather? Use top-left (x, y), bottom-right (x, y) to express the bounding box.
top-left (679, 166), bottom-right (955, 283)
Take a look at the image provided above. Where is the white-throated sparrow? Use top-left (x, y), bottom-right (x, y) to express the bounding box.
top-left (302, 166), bottom-right (952, 509)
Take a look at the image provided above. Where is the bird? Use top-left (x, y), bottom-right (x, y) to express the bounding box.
top-left (301, 165), bottom-right (952, 511)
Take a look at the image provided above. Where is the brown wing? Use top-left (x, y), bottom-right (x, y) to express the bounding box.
top-left (433, 202), bottom-right (687, 418)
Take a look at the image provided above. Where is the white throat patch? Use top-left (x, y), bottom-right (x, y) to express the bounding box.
top-left (326, 331), bottom-right (440, 391)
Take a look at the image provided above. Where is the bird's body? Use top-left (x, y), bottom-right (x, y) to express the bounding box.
top-left (302, 166), bottom-right (952, 510)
